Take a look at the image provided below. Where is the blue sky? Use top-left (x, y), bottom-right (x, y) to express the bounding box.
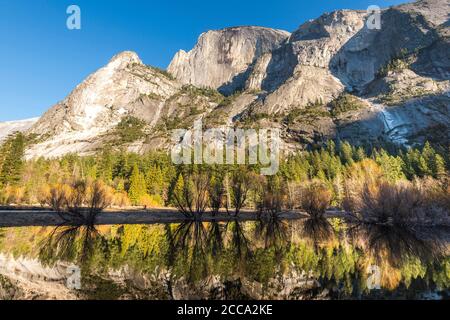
top-left (0, 0), bottom-right (409, 121)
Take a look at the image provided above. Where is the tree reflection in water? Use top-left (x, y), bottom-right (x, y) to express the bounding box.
top-left (39, 224), bottom-right (102, 267)
top-left (349, 223), bottom-right (446, 268)
top-left (167, 221), bottom-right (209, 282)
top-left (207, 221), bottom-right (225, 257)
top-left (166, 220), bottom-right (255, 283)
top-left (254, 215), bottom-right (289, 252)
top-left (299, 217), bottom-right (335, 249)
top-left (226, 220), bottom-right (252, 262)
top-left (30, 216), bottom-right (448, 298)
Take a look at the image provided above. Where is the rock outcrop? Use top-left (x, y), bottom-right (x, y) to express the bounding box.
top-left (330, 0), bottom-right (450, 91)
top-left (168, 27), bottom-right (290, 95)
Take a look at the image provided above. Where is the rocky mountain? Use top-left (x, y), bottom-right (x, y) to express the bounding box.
top-left (26, 51), bottom-right (182, 158)
top-left (0, 118), bottom-right (39, 142)
top-left (1, 0), bottom-right (448, 159)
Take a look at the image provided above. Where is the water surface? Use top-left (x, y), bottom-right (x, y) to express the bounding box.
top-left (0, 218), bottom-right (449, 300)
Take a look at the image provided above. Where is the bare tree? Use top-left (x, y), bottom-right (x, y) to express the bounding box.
top-left (173, 172), bottom-right (210, 219)
top-left (227, 168), bottom-right (255, 216)
top-left (46, 179), bottom-right (111, 226)
top-left (209, 177), bottom-right (224, 216)
top-left (352, 181), bottom-right (423, 226)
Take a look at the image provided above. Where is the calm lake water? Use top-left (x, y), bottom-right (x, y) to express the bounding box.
top-left (0, 218), bottom-right (449, 300)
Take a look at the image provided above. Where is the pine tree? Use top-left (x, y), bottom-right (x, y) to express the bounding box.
top-left (116, 179), bottom-right (125, 192)
top-left (128, 164), bottom-right (146, 205)
top-left (340, 141), bottom-right (354, 166)
top-left (354, 147), bottom-right (366, 162)
top-left (172, 173), bottom-right (186, 207)
top-left (145, 165), bottom-right (164, 196)
top-left (421, 142), bottom-right (435, 176)
top-left (376, 150), bottom-right (405, 182)
top-left (326, 140), bottom-right (336, 156)
top-left (98, 148), bottom-right (113, 183)
top-left (433, 154), bottom-right (447, 178)
top-left (417, 155), bottom-right (431, 177)
top-left (113, 152), bottom-right (130, 179)
top-left (403, 148), bottom-right (421, 178)
top-left (0, 133), bottom-right (25, 186)
top-left (422, 142), bottom-right (435, 160)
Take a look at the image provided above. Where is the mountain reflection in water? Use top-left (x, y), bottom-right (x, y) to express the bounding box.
top-left (0, 218), bottom-right (448, 300)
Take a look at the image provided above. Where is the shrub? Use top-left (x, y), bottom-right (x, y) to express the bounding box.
top-left (342, 159), bottom-right (384, 213)
top-left (239, 112), bottom-right (270, 126)
top-left (180, 85), bottom-right (223, 102)
top-left (0, 185), bottom-right (25, 205)
top-left (209, 176), bottom-right (224, 216)
top-left (283, 104), bottom-right (330, 125)
top-left (87, 180), bottom-right (113, 214)
top-left (228, 168), bottom-right (257, 216)
top-left (299, 180), bottom-right (332, 218)
top-left (356, 180), bottom-right (423, 225)
top-left (140, 194), bottom-right (163, 208)
top-left (47, 183), bottom-right (72, 212)
top-left (112, 191), bottom-right (131, 208)
top-left (414, 177), bottom-right (450, 219)
top-left (151, 66), bottom-right (175, 80)
top-left (257, 176), bottom-right (288, 218)
top-left (377, 58), bottom-right (409, 77)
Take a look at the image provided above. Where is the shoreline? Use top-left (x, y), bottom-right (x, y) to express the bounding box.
top-left (0, 207), bottom-right (449, 228)
top-left (0, 208), bottom-right (311, 227)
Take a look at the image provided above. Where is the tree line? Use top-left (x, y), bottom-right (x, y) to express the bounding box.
top-left (0, 133), bottom-right (448, 223)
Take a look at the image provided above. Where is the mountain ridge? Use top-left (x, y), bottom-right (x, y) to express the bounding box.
top-left (1, 0), bottom-right (449, 159)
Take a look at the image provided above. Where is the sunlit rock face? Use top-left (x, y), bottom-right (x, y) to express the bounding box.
top-left (30, 51), bottom-right (181, 136)
top-left (168, 26), bottom-right (290, 95)
top-left (26, 51), bottom-right (181, 158)
top-left (249, 10), bottom-right (367, 91)
top-left (246, 10), bottom-right (367, 114)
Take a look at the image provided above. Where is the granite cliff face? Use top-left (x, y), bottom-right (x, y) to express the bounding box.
top-left (1, 0), bottom-right (448, 158)
top-left (251, 10), bottom-right (367, 115)
top-left (168, 27), bottom-right (290, 95)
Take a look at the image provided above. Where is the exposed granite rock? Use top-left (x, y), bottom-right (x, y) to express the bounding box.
top-left (330, 0), bottom-right (450, 91)
top-left (26, 51), bottom-right (181, 158)
top-left (168, 27), bottom-right (290, 95)
top-left (246, 10), bottom-right (367, 115)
